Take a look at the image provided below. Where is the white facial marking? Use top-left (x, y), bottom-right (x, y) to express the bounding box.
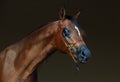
top-left (75, 26), bottom-right (81, 36)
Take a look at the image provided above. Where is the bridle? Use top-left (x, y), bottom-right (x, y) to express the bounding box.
top-left (63, 39), bottom-right (78, 63)
top-left (57, 20), bottom-right (78, 64)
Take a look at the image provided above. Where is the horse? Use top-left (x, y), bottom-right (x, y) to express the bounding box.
top-left (0, 8), bottom-right (91, 82)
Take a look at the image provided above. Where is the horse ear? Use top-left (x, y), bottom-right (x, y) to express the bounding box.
top-left (59, 8), bottom-right (66, 20)
top-left (73, 11), bottom-right (80, 19)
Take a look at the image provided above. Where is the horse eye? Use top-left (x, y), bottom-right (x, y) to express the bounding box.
top-left (62, 27), bottom-right (72, 37)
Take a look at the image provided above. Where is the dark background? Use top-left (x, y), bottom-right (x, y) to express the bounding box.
top-left (0, 0), bottom-right (120, 82)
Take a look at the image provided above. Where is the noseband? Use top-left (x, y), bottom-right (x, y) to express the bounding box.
top-left (57, 20), bottom-right (78, 63)
top-left (64, 40), bottom-right (78, 63)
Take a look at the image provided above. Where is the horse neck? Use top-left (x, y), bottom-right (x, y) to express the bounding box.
top-left (14, 21), bottom-right (59, 78)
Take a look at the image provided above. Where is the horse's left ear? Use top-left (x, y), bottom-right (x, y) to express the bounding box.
top-left (73, 11), bottom-right (80, 19)
top-left (59, 8), bottom-right (66, 20)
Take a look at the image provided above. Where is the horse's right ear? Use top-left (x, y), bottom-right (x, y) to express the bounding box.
top-left (73, 11), bottom-right (80, 19)
top-left (59, 8), bottom-right (66, 20)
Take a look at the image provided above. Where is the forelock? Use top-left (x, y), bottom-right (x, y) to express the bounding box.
top-left (65, 15), bottom-right (80, 28)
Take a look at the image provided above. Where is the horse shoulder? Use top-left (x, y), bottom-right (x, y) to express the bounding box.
top-left (0, 45), bottom-right (19, 82)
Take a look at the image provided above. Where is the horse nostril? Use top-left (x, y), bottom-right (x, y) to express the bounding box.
top-left (83, 48), bottom-right (91, 56)
top-left (82, 47), bottom-right (91, 61)
top-left (73, 45), bottom-right (92, 63)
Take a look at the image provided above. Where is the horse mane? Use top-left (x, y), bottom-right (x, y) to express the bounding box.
top-left (32, 15), bottom-right (79, 32)
top-left (29, 16), bottom-right (80, 36)
top-left (65, 15), bottom-right (80, 28)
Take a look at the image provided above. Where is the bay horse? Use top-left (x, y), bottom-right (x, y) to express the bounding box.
top-left (0, 9), bottom-right (91, 82)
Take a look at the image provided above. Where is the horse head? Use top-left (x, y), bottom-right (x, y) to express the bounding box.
top-left (55, 8), bottom-right (91, 64)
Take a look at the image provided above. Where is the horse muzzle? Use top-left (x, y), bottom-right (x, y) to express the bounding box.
top-left (72, 45), bottom-right (92, 63)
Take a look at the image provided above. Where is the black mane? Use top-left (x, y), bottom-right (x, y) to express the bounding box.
top-left (65, 15), bottom-right (80, 28)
